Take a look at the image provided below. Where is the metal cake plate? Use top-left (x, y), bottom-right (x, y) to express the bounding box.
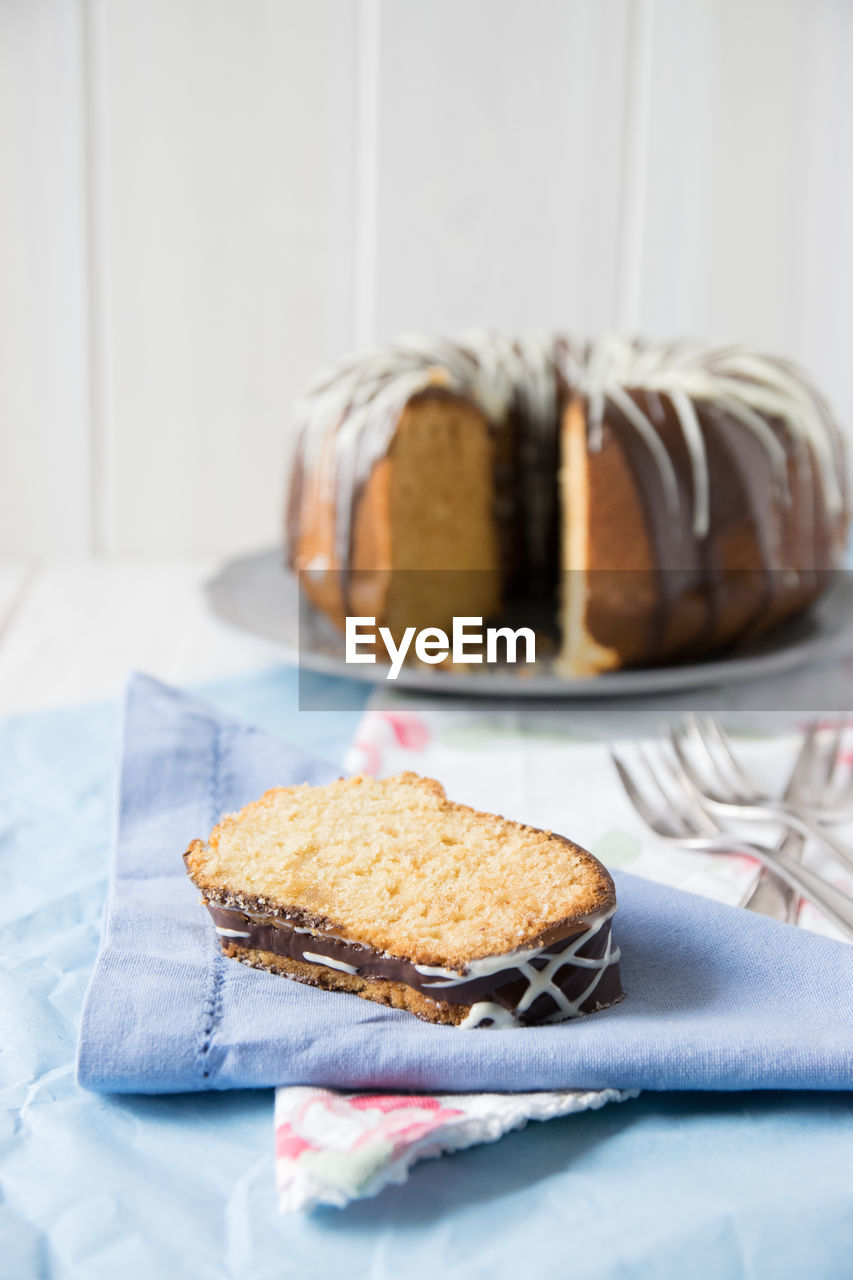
top-left (205, 548), bottom-right (853, 698)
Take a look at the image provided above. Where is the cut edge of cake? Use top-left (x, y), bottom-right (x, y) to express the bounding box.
top-left (183, 771), bottom-right (623, 1029)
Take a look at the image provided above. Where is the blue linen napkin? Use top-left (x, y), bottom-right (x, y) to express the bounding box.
top-left (77, 673), bottom-right (853, 1094)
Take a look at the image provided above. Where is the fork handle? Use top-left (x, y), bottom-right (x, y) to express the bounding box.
top-left (743, 828), bottom-right (804, 923)
top-left (738, 841), bottom-right (853, 939)
top-left (771, 807), bottom-right (853, 876)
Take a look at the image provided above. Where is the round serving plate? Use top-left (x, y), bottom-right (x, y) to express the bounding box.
top-left (205, 548), bottom-right (853, 698)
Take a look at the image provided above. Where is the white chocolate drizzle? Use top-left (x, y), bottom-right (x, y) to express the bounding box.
top-left (287, 332), bottom-right (846, 578)
top-left (415, 906), bottom-right (621, 1029)
top-left (211, 901), bottom-right (620, 1028)
top-left (302, 950), bottom-right (359, 976)
top-left (459, 1002), bottom-right (519, 1030)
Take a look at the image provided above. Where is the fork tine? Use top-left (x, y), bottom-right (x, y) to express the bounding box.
top-left (785, 720), bottom-right (822, 798)
top-left (669, 724), bottom-right (726, 802)
top-left (823, 721), bottom-right (853, 807)
top-left (693, 716), bottom-right (757, 799)
top-left (637, 744), bottom-right (685, 814)
top-left (619, 741), bottom-right (724, 840)
top-left (820, 721), bottom-right (846, 791)
top-left (610, 749), bottom-right (686, 839)
top-left (649, 746), bottom-right (720, 836)
top-left (834, 766), bottom-right (853, 810)
top-left (637, 745), bottom-right (713, 836)
top-left (676, 716), bottom-right (738, 798)
top-left (680, 713), bottom-right (731, 779)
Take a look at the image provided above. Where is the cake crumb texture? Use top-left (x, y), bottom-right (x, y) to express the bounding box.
top-left (184, 772), bottom-right (613, 969)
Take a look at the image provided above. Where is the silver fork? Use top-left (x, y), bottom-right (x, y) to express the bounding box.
top-left (743, 724), bottom-right (842, 922)
top-left (685, 716), bottom-right (853, 821)
top-left (611, 742), bottom-right (853, 940)
top-left (670, 716), bottom-right (853, 876)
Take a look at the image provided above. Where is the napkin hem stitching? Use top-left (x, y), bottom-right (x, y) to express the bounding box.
top-left (197, 720), bottom-right (226, 1080)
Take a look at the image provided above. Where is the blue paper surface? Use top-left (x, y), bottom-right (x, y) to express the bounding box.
top-left (5, 665), bottom-right (853, 1279)
top-left (77, 673), bottom-right (853, 1095)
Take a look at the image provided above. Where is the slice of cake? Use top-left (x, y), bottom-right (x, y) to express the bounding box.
top-left (183, 772), bottom-right (623, 1028)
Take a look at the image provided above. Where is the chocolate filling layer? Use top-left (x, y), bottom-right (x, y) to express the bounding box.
top-left (205, 902), bottom-right (623, 1024)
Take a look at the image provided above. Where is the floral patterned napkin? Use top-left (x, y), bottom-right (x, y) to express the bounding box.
top-left (275, 1086), bottom-right (636, 1211)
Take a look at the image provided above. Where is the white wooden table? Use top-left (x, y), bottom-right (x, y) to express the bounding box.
top-left (0, 557), bottom-right (280, 715)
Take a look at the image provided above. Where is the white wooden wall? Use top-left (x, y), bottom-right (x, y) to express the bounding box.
top-left (3, 0), bottom-right (852, 557)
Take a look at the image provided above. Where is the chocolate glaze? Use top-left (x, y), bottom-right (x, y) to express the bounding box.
top-left (601, 390), bottom-right (775, 660)
top-left (284, 333), bottom-right (848, 665)
top-left (205, 902), bottom-right (624, 1024)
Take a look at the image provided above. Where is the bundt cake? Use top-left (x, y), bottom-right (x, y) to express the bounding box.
top-left (183, 772), bottom-right (623, 1027)
top-left (285, 334), bottom-right (848, 675)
